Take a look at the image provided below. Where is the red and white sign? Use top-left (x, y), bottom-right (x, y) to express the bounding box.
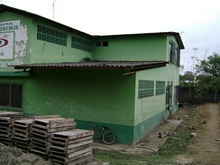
top-left (0, 33), bottom-right (14, 59)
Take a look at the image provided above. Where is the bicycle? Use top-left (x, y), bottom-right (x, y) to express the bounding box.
top-left (89, 122), bottom-right (116, 145)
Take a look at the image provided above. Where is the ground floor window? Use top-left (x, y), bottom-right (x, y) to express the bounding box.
top-left (0, 83), bottom-right (22, 108)
top-left (138, 80), bottom-right (154, 99)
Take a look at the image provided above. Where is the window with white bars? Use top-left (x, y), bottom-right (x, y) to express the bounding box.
top-left (37, 25), bottom-right (67, 46)
top-left (156, 81), bottom-right (165, 95)
top-left (71, 36), bottom-right (92, 52)
top-left (138, 80), bottom-right (154, 99)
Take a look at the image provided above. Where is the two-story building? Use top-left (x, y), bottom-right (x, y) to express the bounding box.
top-left (0, 4), bottom-right (184, 144)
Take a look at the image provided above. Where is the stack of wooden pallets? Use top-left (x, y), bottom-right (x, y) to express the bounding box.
top-left (12, 119), bottom-right (33, 152)
top-left (30, 115), bottom-right (76, 158)
top-left (0, 111), bottom-right (23, 146)
top-left (49, 129), bottom-right (94, 165)
top-left (0, 117), bottom-right (13, 146)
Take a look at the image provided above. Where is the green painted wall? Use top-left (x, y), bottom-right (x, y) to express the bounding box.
top-left (93, 35), bottom-right (167, 61)
top-left (133, 64), bottom-right (179, 143)
top-left (20, 69), bottom-right (135, 143)
top-left (0, 11), bottom-right (93, 70)
top-left (30, 20), bottom-right (93, 63)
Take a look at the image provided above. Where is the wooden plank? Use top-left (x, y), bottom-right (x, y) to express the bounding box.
top-left (13, 119), bottom-right (33, 126)
top-left (50, 129), bottom-right (94, 140)
top-left (33, 115), bottom-right (60, 119)
top-left (30, 145), bottom-right (48, 153)
top-left (31, 136), bottom-right (48, 143)
top-left (13, 125), bottom-right (30, 131)
top-left (49, 139), bottom-right (92, 151)
top-left (13, 132), bottom-right (30, 138)
top-left (14, 140), bottom-right (30, 145)
top-left (49, 118), bottom-right (75, 128)
top-left (0, 126), bottom-right (12, 131)
top-left (0, 133), bottom-right (11, 137)
top-left (51, 147), bottom-right (92, 159)
top-left (47, 126), bottom-right (75, 133)
top-left (50, 144), bottom-right (91, 155)
top-left (0, 111), bottom-right (23, 117)
top-left (13, 128), bottom-right (30, 134)
top-left (12, 135), bottom-right (30, 141)
top-left (66, 140), bottom-right (92, 150)
top-left (31, 140), bottom-right (48, 147)
top-left (33, 118), bottom-right (65, 127)
top-left (0, 130), bottom-right (11, 134)
top-left (49, 135), bottom-right (93, 145)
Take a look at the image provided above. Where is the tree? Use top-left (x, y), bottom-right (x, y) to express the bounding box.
top-left (180, 71), bottom-right (196, 102)
top-left (196, 53), bottom-right (220, 102)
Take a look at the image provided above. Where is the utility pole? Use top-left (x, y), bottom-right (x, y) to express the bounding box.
top-left (53, 0), bottom-right (56, 20)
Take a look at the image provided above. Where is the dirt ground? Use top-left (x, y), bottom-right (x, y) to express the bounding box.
top-left (0, 103), bottom-right (219, 164)
top-left (172, 103), bottom-right (220, 164)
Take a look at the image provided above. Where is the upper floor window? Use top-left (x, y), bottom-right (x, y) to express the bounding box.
top-left (96, 42), bottom-right (109, 47)
top-left (71, 36), bottom-right (92, 52)
top-left (175, 48), bottom-right (180, 67)
top-left (37, 25), bottom-right (67, 46)
top-left (169, 42), bottom-right (175, 64)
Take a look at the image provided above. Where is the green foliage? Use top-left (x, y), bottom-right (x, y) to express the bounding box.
top-left (196, 53), bottom-right (220, 101)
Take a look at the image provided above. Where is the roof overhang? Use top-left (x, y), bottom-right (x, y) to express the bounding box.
top-left (12, 61), bottom-right (168, 75)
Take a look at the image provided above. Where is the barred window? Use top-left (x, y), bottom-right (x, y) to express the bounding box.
top-left (138, 80), bottom-right (154, 99)
top-left (169, 42), bottom-right (175, 64)
top-left (37, 25), bottom-right (67, 46)
top-left (156, 81), bottom-right (165, 95)
top-left (0, 83), bottom-right (22, 108)
top-left (71, 36), bottom-right (92, 52)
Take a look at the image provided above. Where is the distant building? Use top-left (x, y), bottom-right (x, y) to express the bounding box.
top-left (0, 4), bottom-right (184, 144)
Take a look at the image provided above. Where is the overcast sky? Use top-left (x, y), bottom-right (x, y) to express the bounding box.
top-left (1, 0), bottom-right (220, 73)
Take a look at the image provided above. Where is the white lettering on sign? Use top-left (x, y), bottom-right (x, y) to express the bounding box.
top-left (0, 20), bottom-right (20, 32)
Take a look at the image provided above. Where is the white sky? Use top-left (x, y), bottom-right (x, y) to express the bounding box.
top-left (1, 0), bottom-right (220, 73)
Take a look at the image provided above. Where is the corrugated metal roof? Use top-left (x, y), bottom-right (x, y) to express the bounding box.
top-left (0, 4), bottom-right (184, 49)
top-left (93, 32), bottom-right (184, 49)
top-left (13, 61), bottom-right (168, 72)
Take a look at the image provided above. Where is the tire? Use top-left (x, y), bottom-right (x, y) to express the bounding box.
top-left (102, 131), bottom-right (116, 145)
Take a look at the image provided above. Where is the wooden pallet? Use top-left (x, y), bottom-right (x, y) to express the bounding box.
top-left (31, 117), bottom-right (77, 157)
top-left (12, 119), bottom-right (33, 149)
top-left (49, 129), bottom-right (94, 164)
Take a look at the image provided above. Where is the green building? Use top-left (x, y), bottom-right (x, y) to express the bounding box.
top-left (0, 4), bottom-right (184, 144)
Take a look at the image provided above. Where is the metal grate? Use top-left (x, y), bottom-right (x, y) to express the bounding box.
top-left (156, 81), bottom-right (165, 95)
top-left (37, 25), bottom-right (67, 46)
top-left (138, 80), bottom-right (154, 99)
top-left (71, 36), bottom-right (92, 52)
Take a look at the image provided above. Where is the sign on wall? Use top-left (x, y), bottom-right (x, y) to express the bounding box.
top-left (0, 32), bottom-right (14, 59)
top-left (0, 20), bottom-right (28, 68)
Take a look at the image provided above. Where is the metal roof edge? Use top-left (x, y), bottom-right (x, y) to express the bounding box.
top-left (0, 4), bottom-right (91, 37)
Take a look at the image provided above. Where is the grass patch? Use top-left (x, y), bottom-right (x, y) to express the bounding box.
top-left (93, 149), bottom-right (148, 165)
top-left (158, 129), bottom-right (192, 157)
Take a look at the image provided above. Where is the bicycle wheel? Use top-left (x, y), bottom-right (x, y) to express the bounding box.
top-left (102, 131), bottom-right (116, 145)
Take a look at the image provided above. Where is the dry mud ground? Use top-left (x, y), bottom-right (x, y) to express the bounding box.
top-left (173, 103), bottom-right (220, 164)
